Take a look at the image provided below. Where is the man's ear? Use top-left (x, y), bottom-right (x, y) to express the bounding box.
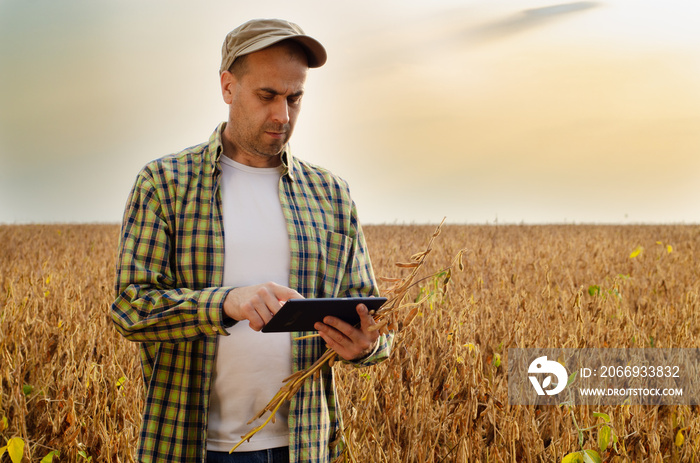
top-left (220, 70), bottom-right (237, 105)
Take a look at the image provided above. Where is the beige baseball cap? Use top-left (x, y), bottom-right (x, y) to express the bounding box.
top-left (220, 18), bottom-right (327, 73)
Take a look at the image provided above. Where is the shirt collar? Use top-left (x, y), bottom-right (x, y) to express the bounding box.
top-left (211, 122), bottom-right (297, 181)
top-left (280, 145), bottom-right (297, 182)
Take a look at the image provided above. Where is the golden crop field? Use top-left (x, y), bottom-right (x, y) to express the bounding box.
top-left (1, 223), bottom-right (699, 462)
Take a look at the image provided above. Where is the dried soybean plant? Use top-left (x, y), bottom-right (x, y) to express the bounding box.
top-left (230, 218), bottom-right (467, 453)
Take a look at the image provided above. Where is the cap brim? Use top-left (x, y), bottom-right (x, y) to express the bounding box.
top-left (238, 34), bottom-right (327, 68)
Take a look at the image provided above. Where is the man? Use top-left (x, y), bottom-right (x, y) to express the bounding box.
top-left (111, 19), bottom-right (392, 463)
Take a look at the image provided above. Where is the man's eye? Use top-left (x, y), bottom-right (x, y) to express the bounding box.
top-left (260, 94), bottom-right (274, 101)
top-left (288, 96), bottom-right (302, 105)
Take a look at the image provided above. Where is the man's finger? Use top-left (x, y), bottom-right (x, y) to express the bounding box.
top-left (321, 316), bottom-right (356, 341)
top-left (244, 303), bottom-right (267, 331)
top-left (271, 283), bottom-right (304, 303)
top-left (316, 321), bottom-right (346, 345)
top-left (357, 304), bottom-right (376, 331)
top-left (258, 287), bottom-right (285, 316)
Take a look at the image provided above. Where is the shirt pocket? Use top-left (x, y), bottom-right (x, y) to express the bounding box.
top-left (315, 230), bottom-right (352, 297)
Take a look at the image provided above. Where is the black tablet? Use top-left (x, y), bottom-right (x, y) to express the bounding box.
top-left (261, 297), bottom-right (388, 333)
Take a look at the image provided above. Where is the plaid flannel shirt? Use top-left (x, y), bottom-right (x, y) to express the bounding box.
top-left (112, 123), bottom-right (392, 463)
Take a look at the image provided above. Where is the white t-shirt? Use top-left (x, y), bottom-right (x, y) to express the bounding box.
top-left (206, 155), bottom-right (292, 452)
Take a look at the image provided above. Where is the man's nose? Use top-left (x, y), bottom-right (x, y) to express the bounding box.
top-left (270, 99), bottom-right (290, 125)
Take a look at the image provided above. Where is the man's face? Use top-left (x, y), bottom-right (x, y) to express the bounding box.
top-left (221, 43), bottom-right (309, 167)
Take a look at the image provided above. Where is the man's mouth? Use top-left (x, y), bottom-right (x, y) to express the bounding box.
top-left (266, 131), bottom-right (286, 140)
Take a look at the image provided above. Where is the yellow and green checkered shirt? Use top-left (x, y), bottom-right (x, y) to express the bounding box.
top-left (111, 123), bottom-right (392, 463)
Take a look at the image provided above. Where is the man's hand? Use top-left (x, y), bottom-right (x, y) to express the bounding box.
top-left (314, 303), bottom-right (380, 361)
top-left (223, 282), bottom-right (303, 331)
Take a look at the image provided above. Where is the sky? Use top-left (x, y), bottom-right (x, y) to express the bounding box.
top-left (1, 0), bottom-right (699, 224)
